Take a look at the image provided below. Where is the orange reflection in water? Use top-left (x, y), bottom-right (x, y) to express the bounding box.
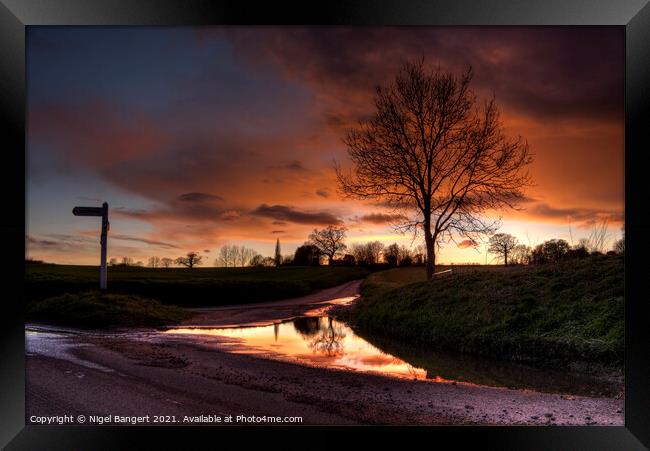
top-left (166, 317), bottom-right (428, 380)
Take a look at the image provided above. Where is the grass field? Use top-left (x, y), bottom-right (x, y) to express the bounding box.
top-left (27, 292), bottom-right (191, 328)
top-left (347, 256), bottom-right (623, 369)
top-left (26, 264), bottom-right (370, 308)
top-left (358, 265), bottom-right (506, 298)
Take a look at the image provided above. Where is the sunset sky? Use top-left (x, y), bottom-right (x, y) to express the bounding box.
top-left (26, 26), bottom-right (624, 265)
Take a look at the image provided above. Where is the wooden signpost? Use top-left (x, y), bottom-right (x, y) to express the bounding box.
top-left (72, 202), bottom-right (109, 290)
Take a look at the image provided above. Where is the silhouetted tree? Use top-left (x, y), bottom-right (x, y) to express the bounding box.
top-left (160, 257), bottom-right (174, 268)
top-left (342, 254), bottom-right (356, 266)
top-left (488, 233), bottom-right (518, 266)
top-left (510, 244), bottom-right (531, 265)
top-left (399, 254), bottom-right (413, 267)
top-left (565, 242), bottom-right (590, 260)
top-left (384, 243), bottom-right (400, 267)
top-left (108, 257), bottom-right (118, 266)
top-left (250, 254), bottom-right (265, 267)
top-left (293, 317), bottom-right (321, 338)
top-left (148, 256), bottom-right (161, 268)
top-left (531, 239), bottom-right (570, 264)
top-left (274, 239), bottom-right (282, 267)
top-left (351, 241), bottom-right (384, 265)
top-left (236, 246), bottom-right (257, 267)
top-left (308, 226), bottom-right (347, 265)
top-left (293, 244), bottom-right (322, 266)
top-left (216, 244), bottom-right (238, 267)
top-left (175, 251), bottom-right (203, 269)
top-left (613, 236), bottom-right (625, 255)
top-left (413, 244), bottom-right (426, 265)
top-left (336, 59), bottom-right (532, 280)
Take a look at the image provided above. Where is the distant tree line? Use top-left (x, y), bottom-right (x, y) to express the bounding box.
top-left (487, 222), bottom-right (624, 266)
top-left (107, 220), bottom-right (624, 270)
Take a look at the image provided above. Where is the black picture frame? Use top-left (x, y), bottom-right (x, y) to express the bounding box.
top-left (1, 1), bottom-right (649, 449)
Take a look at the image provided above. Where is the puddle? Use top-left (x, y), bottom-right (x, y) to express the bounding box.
top-left (164, 316), bottom-right (620, 397)
top-left (25, 329), bottom-right (115, 373)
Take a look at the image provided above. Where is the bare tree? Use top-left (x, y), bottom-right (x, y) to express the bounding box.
top-left (160, 257), bottom-right (174, 268)
top-left (250, 254), bottom-right (265, 267)
top-left (121, 256), bottom-right (134, 266)
top-left (216, 244), bottom-right (237, 267)
top-left (108, 257), bottom-right (118, 266)
top-left (237, 246), bottom-right (257, 267)
top-left (413, 244), bottom-right (426, 265)
top-left (336, 59), bottom-right (532, 279)
top-left (510, 244), bottom-right (531, 265)
top-left (261, 256), bottom-right (276, 267)
top-left (175, 251), bottom-right (203, 269)
top-left (383, 243), bottom-right (414, 266)
top-left (367, 241), bottom-right (385, 264)
top-left (308, 226), bottom-right (347, 265)
top-left (351, 241), bottom-right (384, 265)
top-left (148, 256), bottom-right (161, 268)
top-left (215, 245), bottom-right (257, 267)
top-left (488, 233), bottom-right (518, 266)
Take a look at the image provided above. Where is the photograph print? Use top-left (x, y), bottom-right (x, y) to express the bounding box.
top-left (25, 26), bottom-right (624, 426)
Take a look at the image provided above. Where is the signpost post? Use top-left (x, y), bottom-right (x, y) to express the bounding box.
top-left (72, 202), bottom-right (109, 290)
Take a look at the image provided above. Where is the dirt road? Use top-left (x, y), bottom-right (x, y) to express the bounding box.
top-left (25, 281), bottom-right (624, 426)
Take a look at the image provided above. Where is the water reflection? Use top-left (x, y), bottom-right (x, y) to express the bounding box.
top-left (308, 317), bottom-right (346, 356)
top-left (165, 316), bottom-right (620, 397)
top-left (167, 317), bottom-right (425, 378)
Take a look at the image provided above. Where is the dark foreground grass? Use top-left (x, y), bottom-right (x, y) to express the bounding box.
top-left (27, 292), bottom-right (191, 328)
top-left (348, 256), bottom-right (623, 369)
top-left (26, 265), bottom-right (369, 307)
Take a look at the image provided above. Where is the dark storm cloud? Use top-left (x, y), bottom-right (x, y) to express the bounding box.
top-left (27, 236), bottom-right (61, 248)
top-left (178, 192), bottom-right (224, 202)
top-left (113, 204), bottom-right (232, 223)
top-left (266, 160), bottom-right (308, 172)
top-left (26, 234), bottom-right (91, 251)
top-left (526, 203), bottom-right (623, 225)
top-left (223, 27), bottom-right (623, 124)
top-left (112, 234), bottom-right (180, 249)
top-left (251, 204), bottom-right (342, 225)
top-left (359, 213), bottom-right (407, 224)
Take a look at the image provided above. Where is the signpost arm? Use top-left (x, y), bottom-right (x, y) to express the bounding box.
top-left (73, 202), bottom-right (109, 290)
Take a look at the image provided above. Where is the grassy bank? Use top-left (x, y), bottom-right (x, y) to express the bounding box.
top-left (348, 256), bottom-right (623, 368)
top-left (27, 292), bottom-right (191, 328)
top-left (26, 264), bottom-right (369, 307)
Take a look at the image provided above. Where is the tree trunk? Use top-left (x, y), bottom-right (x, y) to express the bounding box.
top-left (328, 254), bottom-right (334, 265)
top-left (504, 250), bottom-right (508, 266)
top-left (424, 219), bottom-right (436, 280)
